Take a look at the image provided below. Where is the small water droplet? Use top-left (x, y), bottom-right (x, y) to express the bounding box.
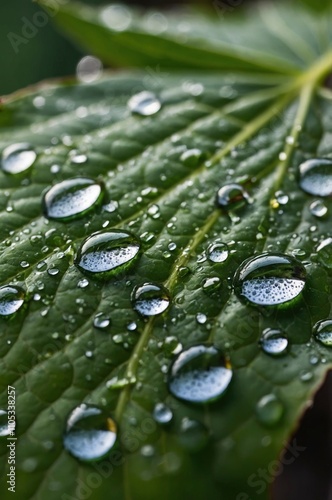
top-left (63, 404), bottom-right (117, 461)
top-left (78, 278), bottom-right (89, 289)
top-left (94, 312), bottom-right (111, 330)
top-left (260, 328), bottom-right (288, 356)
top-left (310, 200), bottom-right (328, 218)
top-left (43, 178), bottom-right (104, 221)
top-left (0, 286), bottom-right (25, 316)
top-left (75, 229), bottom-right (141, 280)
top-left (127, 321), bottom-right (137, 331)
top-left (196, 313), bottom-right (207, 325)
top-left (128, 91), bottom-right (161, 116)
top-left (316, 238), bottom-right (332, 269)
top-left (0, 409), bottom-right (14, 437)
top-left (132, 283), bottom-right (170, 316)
top-left (103, 200), bottom-right (119, 213)
top-left (313, 319), bottom-right (332, 346)
top-left (234, 253), bottom-right (306, 306)
top-left (76, 56), bottom-right (103, 83)
top-left (216, 183), bottom-right (251, 210)
top-left (1, 143), bottom-right (36, 174)
top-left (153, 403), bottom-right (173, 424)
top-left (47, 268), bottom-right (59, 276)
top-left (299, 158), bottom-right (332, 196)
top-left (168, 345), bottom-right (232, 403)
top-left (256, 394), bottom-right (284, 427)
top-left (207, 242), bottom-right (229, 263)
top-left (202, 276), bottom-right (221, 293)
top-left (180, 148), bottom-right (203, 167)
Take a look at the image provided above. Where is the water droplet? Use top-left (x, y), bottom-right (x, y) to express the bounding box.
top-left (153, 403), bottom-right (173, 424)
top-left (299, 158), bottom-right (332, 196)
top-left (128, 91), bottom-right (161, 116)
top-left (101, 4), bottom-right (132, 31)
top-left (216, 183), bottom-right (251, 210)
top-left (196, 313), bottom-right (207, 325)
top-left (1, 143), bottom-right (36, 174)
top-left (63, 404), bottom-right (117, 461)
top-left (234, 253), bottom-right (306, 306)
top-left (76, 56), bottom-right (103, 83)
top-left (207, 242), bottom-right (229, 263)
top-left (103, 200), bottom-right (119, 213)
top-left (260, 328), bottom-right (288, 356)
top-left (275, 191), bottom-right (289, 205)
top-left (47, 268), bottom-right (59, 276)
top-left (0, 286), bottom-right (25, 316)
top-left (168, 345), bottom-right (232, 403)
top-left (132, 283), bottom-right (170, 316)
top-left (78, 278), bottom-right (89, 289)
top-left (180, 148), bottom-right (203, 167)
top-left (75, 229), bottom-right (141, 280)
top-left (256, 394), bottom-right (284, 427)
top-left (0, 410), bottom-right (14, 437)
top-left (43, 178), bottom-right (104, 221)
top-left (202, 276), bottom-right (221, 293)
top-left (313, 319), bottom-right (332, 346)
top-left (71, 153), bottom-right (87, 165)
top-left (94, 312), bottom-right (111, 330)
top-left (127, 321), bottom-right (137, 332)
top-left (164, 336), bottom-right (182, 355)
top-left (317, 238), bottom-right (332, 268)
top-left (310, 200), bottom-right (328, 218)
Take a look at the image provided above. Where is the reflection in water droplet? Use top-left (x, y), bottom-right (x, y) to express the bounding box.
top-left (216, 183), bottom-right (251, 210)
top-left (310, 200), bottom-right (328, 218)
top-left (0, 286), bottom-right (25, 316)
top-left (317, 238), bottom-right (332, 269)
top-left (256, 394), bottom-right (284, 427)
top-left (207, 242), bottom-right (229, 263)
top-left (75, 230), bottom-right (141, 280)
top-left (43, 178), bottom-right (104, 221)
top-left (153, 403), bottom-right (173, 424)
top-left (299, 158), bottom-right (332, 196)
top-left (260, 328), bottom-right (288, 356)
top-left (313, 319), bottom-right (332, 346)
top-left (234, 253), bottom-right (306, 306)
top-left (128, 91), bottom-right (161, 116)
top-left (94, 312), bottom-right (111, 330)
top-left (132, 283), bottom-right (170, 316)
top-left (63, 404), bottom-right (117, 461)
top-left (1, 143), bottom-right (36, 174)
top-left (168, 345), bottom-right (232, 403)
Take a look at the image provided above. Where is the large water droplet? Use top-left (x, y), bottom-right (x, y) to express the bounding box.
top-left (1, 143), bottom-right (36, 174)
top-left (63, 404), bottom-right (117, 461)
top-left (128, 91), bottom-right (161, 116)
top-left (75, 230), bottom-right (141, 279)
top-left (207, 242), bottom-right (229, 263)
top-left (168, 345), bottom-right (232, 403)
top-left (216, 183), bottom-right (251, 210)
top-left (153, 403), bottom-right (173, 424)
top-left (260, 328), bottom-right (288, 356)
top-left (256, 394), bottom-right (284, 427)
top-left (234, 253), bottom-right (306, 306)
top-left (43, 178), bottom-right (104, 221)
top-left (299, 158), bottom-right (332, 196)
top-left (0, 286), bottom-right (25, 317)
top-left (313, 319), bottom-right (332, 347)
top-left (132, 283), bottom-right (170, 316)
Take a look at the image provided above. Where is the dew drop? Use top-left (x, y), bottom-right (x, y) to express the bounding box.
top-left (93, 312), bottom-right (111, 330)
top-left (196, 313), bottom-right (207, 325)
top-left (180, 148), bottom-right (203, 167)
top-left (299, 158), bottom-right (332, 196)
top-left (0, 410), bottom-right (14, 437)
top-left (168, 345), bottom-right (232, 403)
top-left (153, 403), bottom-right (173, 424)
top-left (310, 200), bottom-right (328, 218)
top-left (256, 394), bottom-right (284, 427)
top-left (0, 286), bottom-right (25, 317)
top-left (43, 178), bottom-right (104, 221)
top-left (313, 319), bottom-right (332, 347)
top-left (234, 253), bottom-right (306, 306)
top-left (207, 242), bottom-right (229, 263)
top-left (128, 91), bottom-right (161, 116)
top-left (75, 229), bottom-right (141, 280)
top-left (316, 238), bottom-right (332, 269)
top-left (63, 404), bottom-right (117, 461)
top-left (1, 143), bottom-right (36, 174)
top-left (132, 283), bottom-right (170, 316)
top-left (216, 183), bottom-right (251, 210)
top-left (76, 56), bottom-right (103, 84)
top-left (260, 328), bottom-right (288, 356)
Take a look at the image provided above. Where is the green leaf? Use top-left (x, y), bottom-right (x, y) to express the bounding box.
top-left (1, 2), bottom-right (332, 500)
